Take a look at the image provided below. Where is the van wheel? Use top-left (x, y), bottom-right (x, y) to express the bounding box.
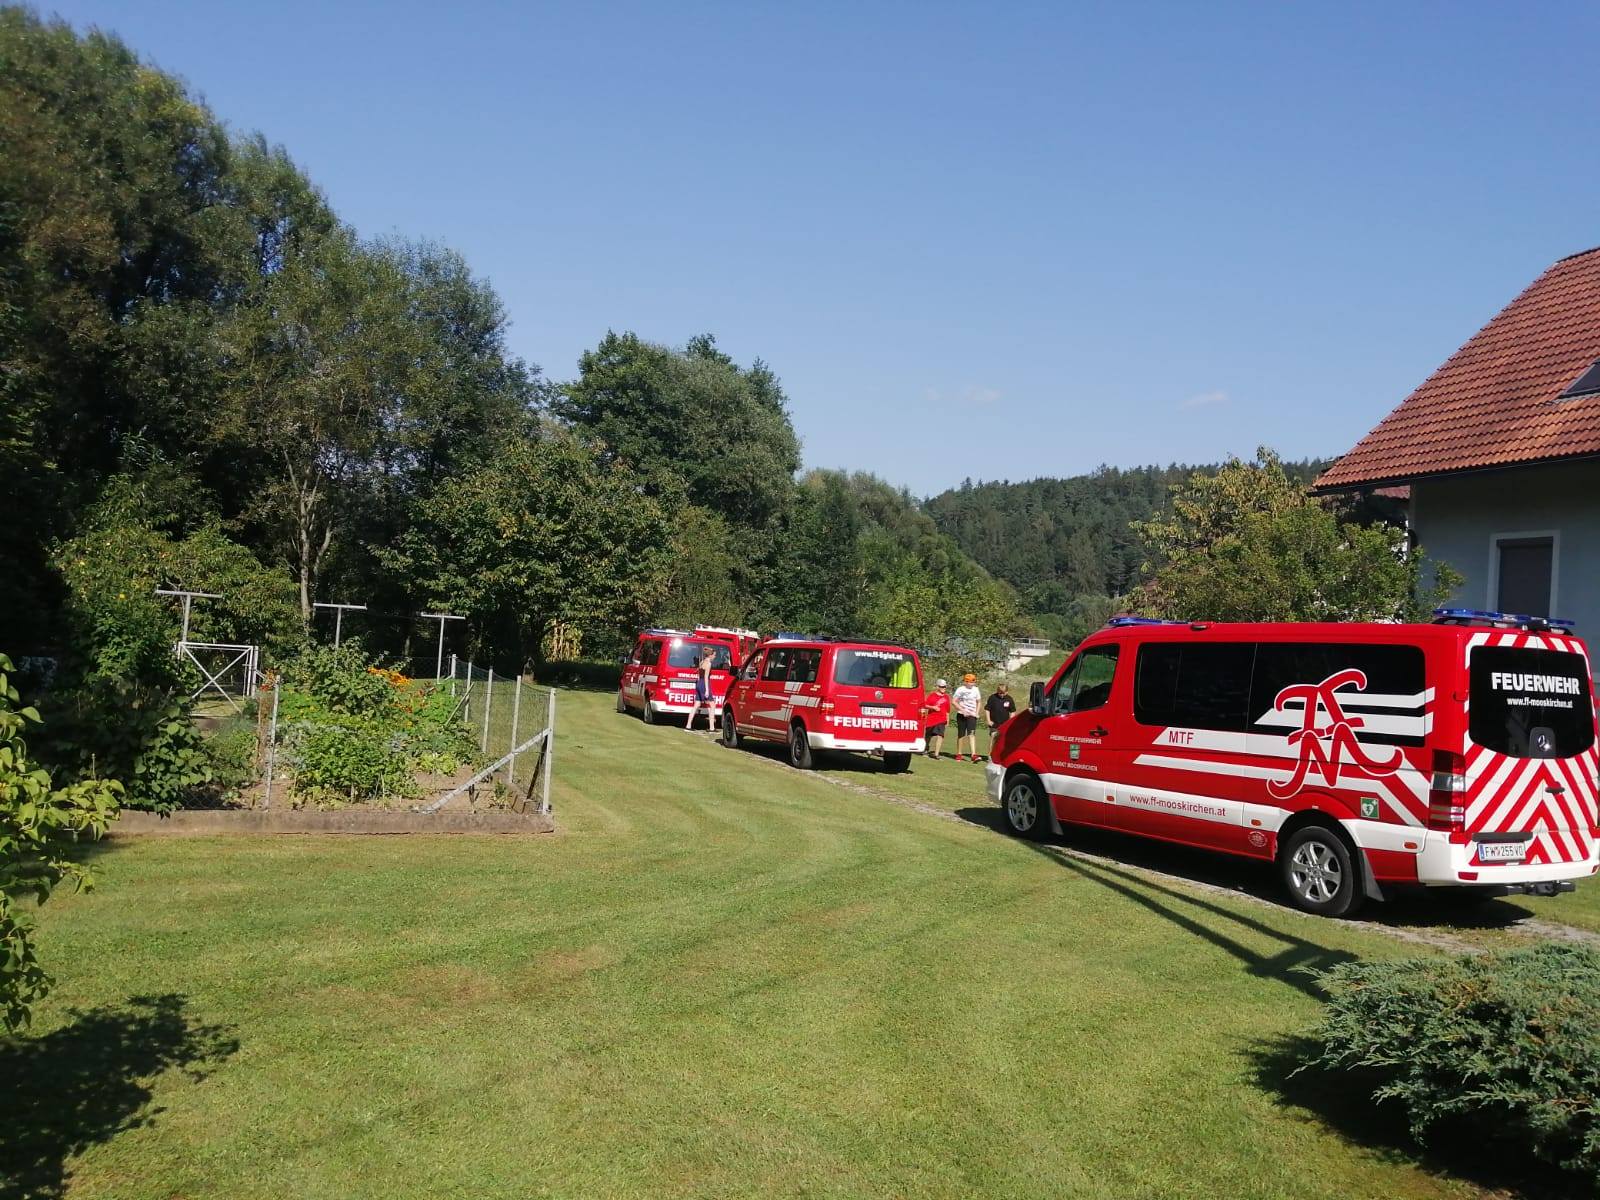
top-left (882, 751), bottom-right (911, 773)
top-left (1003, 771), bottom-right (1052, 841)
top-left (788, 723), bottom-right (814, 770)
top-left (615, 688), bottom-right (628, 714)
top-left (721, 708), bottom-right (740, 748)
top-left (641, 693), bottom-right (657, 725)
top-left (1280, 824), bottom-right (1364, 918)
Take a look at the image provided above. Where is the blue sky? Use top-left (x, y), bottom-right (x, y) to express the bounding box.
top-left (44, 0), bottom-right (1600, 494)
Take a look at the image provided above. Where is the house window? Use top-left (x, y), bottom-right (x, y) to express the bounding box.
top-left (1492, 534), bottom-right (1555, 616)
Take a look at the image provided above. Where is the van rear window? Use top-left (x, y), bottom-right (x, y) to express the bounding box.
top-left (833, 649), bottom-right (918, 689)
top-left (1469, 645), bottom-right (1595, 758)
top-left (663, 641), bottom-right (733, 670)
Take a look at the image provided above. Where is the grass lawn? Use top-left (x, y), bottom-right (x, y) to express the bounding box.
top-left (12, 688), bottom-right (1579, 1198)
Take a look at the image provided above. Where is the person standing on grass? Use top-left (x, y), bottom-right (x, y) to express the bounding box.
top-left (985, 682), bottom-right (1016, 757)
top-left (687, 645), bottom-right (718, 733)
top-left (922, 678), bottom-right (951, 758)
top-left (952, 673), bottom-right (983, 761)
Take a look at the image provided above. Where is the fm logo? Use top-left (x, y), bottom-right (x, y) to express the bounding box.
top-left (1267, 669), bottom-right (1402, 800)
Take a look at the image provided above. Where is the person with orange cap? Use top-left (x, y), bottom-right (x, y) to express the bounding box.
top-left (951, 673), bottom-right (983, 761)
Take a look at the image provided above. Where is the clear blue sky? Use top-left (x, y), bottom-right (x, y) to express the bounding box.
top-left (44, 0), bottom-right (1600, 494)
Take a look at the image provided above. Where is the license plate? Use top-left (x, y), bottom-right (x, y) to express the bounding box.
top-left (861, 705), bottom-right (895, 717)
top-left (1477, 841), bottom-right (1528, 864)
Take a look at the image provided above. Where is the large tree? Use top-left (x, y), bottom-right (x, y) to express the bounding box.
top-left (387, 434), bottom-right (678, 672)
top-left (558, 331), bottom-right (801, 530)
top-left (1134, 448), bottom-right (1458, 622)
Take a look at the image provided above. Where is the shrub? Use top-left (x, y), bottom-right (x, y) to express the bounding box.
top-left (201, 721), bottom-right (260, 802)
top-left (280, 719), bottom-right (412, 805)
top-left (278, 642), bottom-right (394, 720)
top-left (273, 647), bottom-right (477, 805)
top-left (1305, 943), bottom-right (1600, 1185)
top-left (0, 655), bottom-right (121, 1032)
top-left (41, 679), bottom-right (212, 813)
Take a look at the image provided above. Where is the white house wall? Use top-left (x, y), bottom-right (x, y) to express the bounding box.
top-left (1413, 458), bottom-right (1600, 639)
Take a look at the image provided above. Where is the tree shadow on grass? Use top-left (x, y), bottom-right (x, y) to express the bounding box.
top-left (0, 994), bottom-right (239, 1200)
top-left (1246, 1035), bottom-right (1591, 1200)
top-left (952, 806), bottom-right (1544, 935)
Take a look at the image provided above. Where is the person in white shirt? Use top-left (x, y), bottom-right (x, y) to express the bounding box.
top-left (951, 674), bottom-right (983, 762)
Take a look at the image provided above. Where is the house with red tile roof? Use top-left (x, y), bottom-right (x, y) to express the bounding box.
top-left (1317, 246), bottom-right (1600, 637)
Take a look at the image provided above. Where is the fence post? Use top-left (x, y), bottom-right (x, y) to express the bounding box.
top-left (542, 688), bottom-right (556, 815)
top-left (449, 653), bottom-right (457, 698)
top-left (262, 675), bottom-right (280, 810)
top-left (482, 667), bottom-right (494, 753)
top-left (508, 675), bottom-right (523, 787)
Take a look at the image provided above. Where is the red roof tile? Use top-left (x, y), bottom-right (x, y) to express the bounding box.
top-left (1317, 247), bottom-right (1600, 489)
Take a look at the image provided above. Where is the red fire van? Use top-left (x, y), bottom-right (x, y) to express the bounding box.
top-left (988, 611), bottom-right (1599, 916)
top-left (694, 625), bottom-right (762, 665)
top-left (721, 635), bottom-right (926, 771)
top-left (617, 628), bottom-right (737, 724)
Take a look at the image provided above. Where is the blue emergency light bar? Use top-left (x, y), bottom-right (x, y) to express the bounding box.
top-left (1432, 608), bottom-right (1575, 633)
top-left (769, 631), bottom-right (820, 642)
top-left (1106, 615), bottom-right (1185, 628)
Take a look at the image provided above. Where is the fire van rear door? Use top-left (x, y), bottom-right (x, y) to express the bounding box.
top-left (1466, 637), bottom-right (1599, 870)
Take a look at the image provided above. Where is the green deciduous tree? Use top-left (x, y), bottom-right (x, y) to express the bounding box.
top-left (1134, 448), bottom-right (1459, 622)
top-left (558, 331), bottom-right (801, 531)
top-left (388, 435), bottom-right (678, 673)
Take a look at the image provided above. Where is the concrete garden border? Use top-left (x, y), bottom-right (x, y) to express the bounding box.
top-left (108, 809), bottom-right (555, 837)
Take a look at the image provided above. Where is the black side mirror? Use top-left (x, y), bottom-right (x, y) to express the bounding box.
top-left (1029, 680), bottom-right (1050, 717)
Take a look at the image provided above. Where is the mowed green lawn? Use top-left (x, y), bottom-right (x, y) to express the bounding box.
top-left (13, 689), bottom-right (1532, 1198)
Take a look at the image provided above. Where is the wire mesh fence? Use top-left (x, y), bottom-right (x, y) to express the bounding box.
top-left (435, 657), bottom-right (555, 814)
top-left (254, 654), bottom-right (554, 815)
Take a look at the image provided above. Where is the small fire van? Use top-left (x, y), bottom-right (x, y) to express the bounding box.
top-left (617, 628), bottom-right (737, 724)
top-left (721, 635), bottom-right (926, 771)
top-left (988, 610), bottom-right (1599, 916)
top-left (694, 625), bottom-right (762, 665)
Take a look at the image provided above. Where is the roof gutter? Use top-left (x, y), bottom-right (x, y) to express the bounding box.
top-left (1312, 449), bottom-right (1600, 495)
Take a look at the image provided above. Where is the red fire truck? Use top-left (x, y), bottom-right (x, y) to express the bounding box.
top-left (721, 634), bottom-right (926, 772)
top-left (988, 611), bottom-right (1599, 916)
top-left (617, 628), bottom-right (738, 724)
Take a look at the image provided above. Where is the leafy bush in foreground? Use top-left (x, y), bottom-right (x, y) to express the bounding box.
top-left (1305, 943), bottom-right (1600, 1184)
top-left (0, 655), bottom-right (121, 1031)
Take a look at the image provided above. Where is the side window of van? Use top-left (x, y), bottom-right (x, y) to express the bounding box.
top-left (1134, 643), bottom-right (1255, 731)
top-left (742, 653), bottom-right (764, 681)
top-left (762, 648), bottom-right (792, 682)
top-left (789, 649), bottom-right (822, 683)
top-left (637, 639), bottom-right (661, 666)
top-left (1251, 643), bottom-right (1426, 745)
top-left (1051, 645), bottom-right (1120, 713)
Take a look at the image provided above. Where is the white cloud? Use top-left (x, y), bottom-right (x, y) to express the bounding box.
top-left (1179, 389), bottom-right (1228, 410)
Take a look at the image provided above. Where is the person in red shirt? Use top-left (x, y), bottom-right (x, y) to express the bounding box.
top-left (921, 678), bottom-right (951, 759)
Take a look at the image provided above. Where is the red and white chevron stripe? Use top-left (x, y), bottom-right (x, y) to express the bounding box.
top-left (1462, 630), bottom-right (1600, 866)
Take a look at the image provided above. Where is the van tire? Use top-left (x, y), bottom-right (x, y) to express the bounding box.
top-left (1279, 824), bottom-right (1364, 918)
top-left (721, 708), bottom-right (740, 749)
top-left (883, 751), bottom-right (911, 773)
top-left (788, 723), bottom-right (814, 770)
top-left (641, 694), bottom-right (657, 725)
top-left (615, 688), bottom-right (628, 715)
top-left (1002, 770), bottom-right (1052, 841)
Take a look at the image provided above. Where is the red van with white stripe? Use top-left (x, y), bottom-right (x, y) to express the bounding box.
top-left (720, 635), bottom-right (926, 772)
top-left (617, 628), bottom-right (736, 724)
top-left (988, 611), bottom-right (1599, 916)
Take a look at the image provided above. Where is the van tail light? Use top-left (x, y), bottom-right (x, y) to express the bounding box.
top-left (1427, 750), bottom-right (1467, 834)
